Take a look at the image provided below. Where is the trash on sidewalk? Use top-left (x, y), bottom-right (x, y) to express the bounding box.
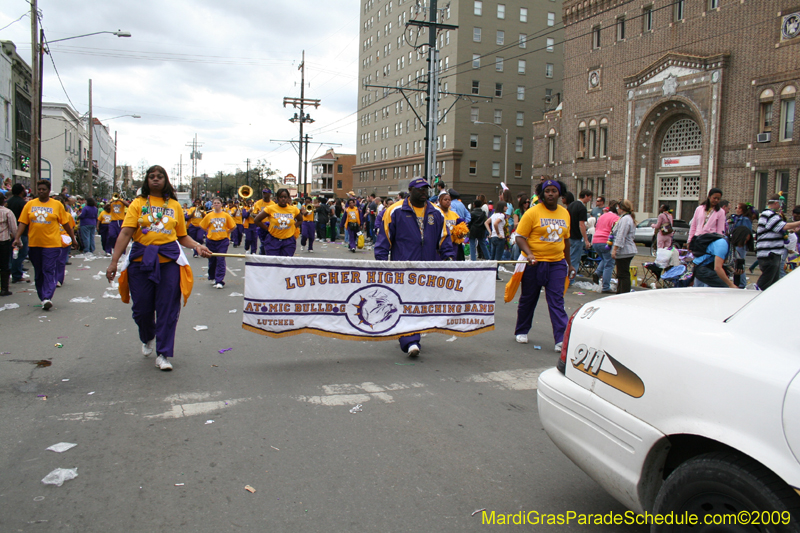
top-left (102, 291), bottom-right (121, 299)
top-left (471, 508), bottom-right (487, 517)
top-left (349, 404), bottom-right (363, 414)
top-left (0, 303), bottom-right (20, 311)
top-left (46, 443), bottom-right (77, 453)
top-left (87, 391), bottom-right (95, 395)
top-left (533, 346), bottom-right (542, 350)
top-left (218, 348), bottom-right (232, 354)
top-left (193, 325), bottom-right (208, 331)
top-left (228, 309), bottom-right (237, 313)
top-left (54, 343), bottom-right (63, 348)
top-left (205, 420), bottom-right (214, 424)
top-left (446, 335), bottom-right (458, 342)
top-left (245, 485), bottom-right (256, 493)
top-left (57, 336), bottom-right (67, 339)
top-left (229, 292), bottom-right (243, 297)
top-left (174, 483), bottom-right (185, 487)
top-left (69, 297), bottom-right (95, 303)
top-left (105, 317), bottom-right (117, 320)
top-left (41, 467), bottom-right (78, 486)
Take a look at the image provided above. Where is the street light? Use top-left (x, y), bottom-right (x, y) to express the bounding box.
top-left (31, 28), bottom-right (132, 192)
top-left (473, 121), bottom-right (508, 185)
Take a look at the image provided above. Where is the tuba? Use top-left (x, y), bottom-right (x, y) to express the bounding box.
top-left (238, 185), bottom-right (253, 199)
top-left (112, 193), bottom-right (120, 201)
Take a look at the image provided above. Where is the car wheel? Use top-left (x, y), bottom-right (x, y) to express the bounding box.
top-left (653, 451), bottom-right (800, 533)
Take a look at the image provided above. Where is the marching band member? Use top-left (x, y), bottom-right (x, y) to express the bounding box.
top-left (200, 197), bottom-right (236, 288)
top-left (252, 189), bottom-right (274, 255)
top-left (341, 198), bottom-right (361, 253)
top-left (56, 197), bottom-right (76, 287)
top-left (254, 188), bottom-right (302, 257)
top-left (242, 200), bottom-right (258, 254)
top-left (185, 200), bottom-right (205, 257)
top-left (13, 180), bottom-right (76, 311)
top-left (230, 201), bottom-right (244, 247)
top-left (106, 165), bottom-right (211, 371)
top-left (300, 197), bottom-right (315, 252)
top-left (97, 203), bottom-right (113, 256)
top-left (107, 194), bottom-right (129, 253)
top-left (438, 192), bottom-right (468, 261)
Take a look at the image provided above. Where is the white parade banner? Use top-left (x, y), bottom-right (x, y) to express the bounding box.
top-left (242, 256), bottom-right (497, 340)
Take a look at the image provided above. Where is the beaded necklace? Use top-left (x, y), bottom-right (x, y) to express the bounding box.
top-left (138, 195), bottom-right (171, 235)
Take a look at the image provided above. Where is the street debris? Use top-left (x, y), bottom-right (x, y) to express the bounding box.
top-left (472, 508), bottom-right (487, 517)
top-left (229, 309), bottom-right (237, 313)
top-left (54, 344), bottom-right (63, 349)
top-left (349, 404), bottom-right (363, 414)
top-left (0, 303), bottom-right (20, 311)
top-left (61, 379), bottom-right (69, 382)
top-left (533, 346), bottom-right (542, 350)
top-left (573, 292), bottom-right (586, 296)
top-left (41, 467), bottom-right (78, 487)
top-left (87, 392), bottom-right (95, 395)
top-left (102, 291), bottom-right (121, 299)
top-left (205, 420), bottom-right (214, 424)
top-left (35, 360), bottom-right (52, 368)
top-left (270, 446), bottom-right (280, 451)
top-left (105, 317), bottom-right (117, 320)
top-left (446, 335), bottom-right (458, 342)
top-left (218, 348), bottom-right (232, 354)
top-left (57, 336), bottom-right (67, 339)
top-left (174, 483), bottom-right (185, 487)
top-left (69, 297), bottom-right (95, 303)
top-left (46, 442), bottom-right (77, 453)
top-left (193, 325), bottom-right (208, 331)
top-left (245, 485), bottom-right (256, 493)
top-left (229, 292), bottom-right (243, 296)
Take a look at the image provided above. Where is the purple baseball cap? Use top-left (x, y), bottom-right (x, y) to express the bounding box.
top-left (408, 177), bottom-right (430, 189)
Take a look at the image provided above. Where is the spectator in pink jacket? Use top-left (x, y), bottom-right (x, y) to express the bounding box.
top-left (688, 188), bottom-right (725, 244)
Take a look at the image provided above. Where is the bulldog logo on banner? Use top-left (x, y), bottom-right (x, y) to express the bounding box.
top-left (242, 256), bottom-right (496, 340)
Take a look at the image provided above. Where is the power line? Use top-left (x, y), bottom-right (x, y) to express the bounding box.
top-left (0, 11), bottom-right (28, 32)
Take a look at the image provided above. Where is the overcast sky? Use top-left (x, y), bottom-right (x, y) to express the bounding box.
top-left (2, 0), bottom-right (360, 188)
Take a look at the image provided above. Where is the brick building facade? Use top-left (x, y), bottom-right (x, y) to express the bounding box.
top-left (533, 0), bottom-right (800, 220)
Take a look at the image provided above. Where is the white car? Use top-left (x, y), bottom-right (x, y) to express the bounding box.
top-left (538, 272), bottom-right (800, 529)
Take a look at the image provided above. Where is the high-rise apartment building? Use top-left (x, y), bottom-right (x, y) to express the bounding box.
top-left (354, 0), bottom-right (563, 200)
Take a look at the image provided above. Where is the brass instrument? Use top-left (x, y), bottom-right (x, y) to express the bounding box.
top-left (306, 205), bottom-right (313, 212)
top-left (238, 185), bottom-right (253, 199)
top-left (112, 193), bottom-right (120, 201)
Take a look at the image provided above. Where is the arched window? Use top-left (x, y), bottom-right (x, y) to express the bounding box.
top-left (780, 85), bottom-right (796, 141)
top-left (661, 118), bottom-right (702, 153)
top-left (599, 118), bottom-right (609, 157)
top-left (548, 128), bottom-right (556, 164)
top-left (588, 119), bottom-right (598, 158)
top-left (759, 89), bottom-right (775, 135)
top-left (578, 121), bottom-right (587, 156)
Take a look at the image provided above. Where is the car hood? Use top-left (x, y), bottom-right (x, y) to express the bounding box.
top-left (592, 287), bottom-right (759, 321)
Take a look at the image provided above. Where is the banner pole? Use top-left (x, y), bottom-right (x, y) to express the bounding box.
top-left (211, 253), bottom-right (528, 264)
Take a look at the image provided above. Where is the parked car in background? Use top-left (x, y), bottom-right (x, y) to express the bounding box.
top-left (537, 273), bottom-right (800, 530)
top-left (633, 218), bottom-right (690, 255)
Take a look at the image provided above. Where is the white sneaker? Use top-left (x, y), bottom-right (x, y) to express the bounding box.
top-left (42, 299), bottom-right (53, 311)
top-left (308, 249), bottom-right (313, 253)
top-left (407, 344), bottom-right (421, 357)
top-left (155, 355), bottom-right (173, 371)
top-left (142, 338), bottom-right (155, 356)
top-left (214, 283), bottom-right (224, 289)
top-left (516, 334), bottom-right (528, 344)
top-left (554, 342), bottom-right (563, 353)
top-left (301, 246), bottom-right (305, 252)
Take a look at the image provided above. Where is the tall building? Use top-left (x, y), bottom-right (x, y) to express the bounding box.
top-left (354, 0), bottom-right (563, 200)
top-left (533, 0), bottom-right (800, 220)
top-left (91, 118), bottom-right (116, 197)
top-left (1, 41), bottom-right (32, 186)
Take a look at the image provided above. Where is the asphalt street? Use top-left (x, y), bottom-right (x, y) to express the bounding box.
top-left (0, 237), bottom-right (649, 532)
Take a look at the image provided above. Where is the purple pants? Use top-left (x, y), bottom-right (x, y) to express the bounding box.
top-left (263, 232), bottom-right (296, 257)
top-left (300, 221), bottom-right (315, 250)
top-left (107, 220), bottom-right (122, 253)
top-left (514, 260), bottom-right (569, 344)
top-left (188, 225), bottom-right (206, 256)
top-left (206, 238), bottom-right (229, 285)
top-left (128, 260), bottom-right (182, 358)
top-left (57, 246), bottom-right (70, 285)
top-left (244, 227), bottom-right (257, 254)
top-left (99, 224), bottom-right (110, 253)
top-left (399, 333), bottom-right (420, 353)
top-left (28, 246), bottom-right (61, 301)
top-left (232, 224), bottom-right (244, 246)
top-left (258, 228), bottom-right (269, 255)
top-left (346, 228), bottom-right (358, 250)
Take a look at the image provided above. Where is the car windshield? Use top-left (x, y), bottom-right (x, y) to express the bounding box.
top-left (638, 219), bottom-right (656, 228)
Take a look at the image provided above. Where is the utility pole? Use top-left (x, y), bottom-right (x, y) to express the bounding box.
top-left (424, 0), bottom-right (438, 187)
top-left (284, 50), bottom-right (320, 196)
top-left (87, 79), bottom-right (93, 195)
top-left (303, 134), bottom-right (310, 196)
top-left (113, 130), bottom-right (117, 194)
top-left (30, 0), bottom-right (39, 187)
top-left (186, 134), bottom-right (204, 195)
top-left (245, 158), bottom-right (250, 187)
